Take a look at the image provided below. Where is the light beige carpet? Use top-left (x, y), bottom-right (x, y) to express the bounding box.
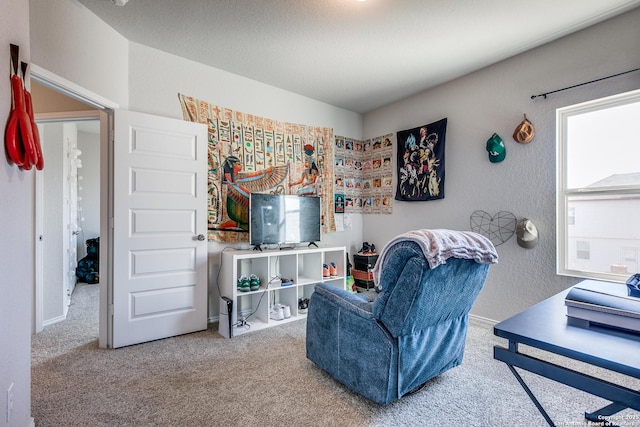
top-left (31, 283), bottom-right (640, 426)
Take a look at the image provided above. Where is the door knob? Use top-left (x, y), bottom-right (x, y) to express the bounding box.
top-left (197, 234), bottom-right (206, 241)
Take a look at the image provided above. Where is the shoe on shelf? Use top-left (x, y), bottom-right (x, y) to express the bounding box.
top-left (329, 262), bottom-right (337, 277)
top-left (249, 274), bottom-right (260, 291)
top-left (280, 304), bottom-right (291, 319)
top-left (358, 242), bottom-right (371, 254)
top-left (237, 274), bottom-right (250, 292)
top-left (359, 242), bottom-right (377, 254)
top-left (298, 297), bottom-right (309, 313)
top-left (270, 305), bottom-right (284, 321)
top-left (323, 263), bottom-right (330, 277)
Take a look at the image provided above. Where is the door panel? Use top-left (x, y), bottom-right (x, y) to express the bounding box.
top-left (63, 123), bottom-right (80, 306)
top-left (112, 110), bottom-right (208, 348)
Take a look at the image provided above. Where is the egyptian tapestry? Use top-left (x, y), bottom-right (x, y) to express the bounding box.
top-left (334, 134), bottom-right (394, 214)
top-left (178, 94), bottom-right (335, 242)
top-left (395, 118), bottom-right (447, 202)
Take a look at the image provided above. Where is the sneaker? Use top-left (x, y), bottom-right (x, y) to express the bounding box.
top-left (298, 297), bottom-right (309, 313)
top-left (280, 304), bottom-right (291, 319)
top-left (322, 263), bottom-right (330, 277)
top-left (359, 242), bottom-right (376, 254)
top-left (329, 262), bottom-right (337, 277)
top-left (270, 305), bottom-right (284, 321)
top-left (249, 274), bottom-right (260, 291)
top-left (237, 274), bottom-right (250, 292)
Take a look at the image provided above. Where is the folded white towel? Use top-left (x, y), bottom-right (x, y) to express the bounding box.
top-left (372, 229), bottom-right (498, 285)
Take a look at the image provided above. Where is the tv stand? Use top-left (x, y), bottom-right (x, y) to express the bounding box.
top-left (218, 245), bottom-right (346, 338)
top-left (308, 242), bottom-right (318, 248)
top-left (252, 245), bottom-right (263, 252)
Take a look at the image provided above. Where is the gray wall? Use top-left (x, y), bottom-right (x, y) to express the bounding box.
top-left (1, 1), bottom-right (32, 426)
top-left (26, 0), bottom-right (640, 323)
top-left (363, 8), bottom-right (640, 322)
top-left (29, 0), bottom-right (365, 321)
top-left (29, 0), bottom-right (129, 109)
top-left (126, 42), bottom-right (366, 317)
top-left (4, 4), bottom-right (638, 426)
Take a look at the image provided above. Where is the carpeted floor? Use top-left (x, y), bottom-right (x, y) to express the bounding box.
top-left (31, 283), bottom-right (639, 426)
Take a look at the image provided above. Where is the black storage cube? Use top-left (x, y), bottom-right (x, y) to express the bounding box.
top-left (353, 254), bottom-right (378, 290)
top-left (353, 254), bottom-right (378, 271)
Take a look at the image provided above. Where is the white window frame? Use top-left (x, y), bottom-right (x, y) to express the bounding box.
top-left (556, 88), bottom-right (640, 283)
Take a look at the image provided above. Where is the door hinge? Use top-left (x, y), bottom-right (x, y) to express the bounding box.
top-left (109, 304), bottom-right (115, 316)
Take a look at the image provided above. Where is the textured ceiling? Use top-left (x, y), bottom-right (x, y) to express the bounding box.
top-left (77, 0), bottom-right (640, 113)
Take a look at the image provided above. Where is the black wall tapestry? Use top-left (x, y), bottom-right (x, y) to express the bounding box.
top-left (395, 118), bottom-right (447, 202)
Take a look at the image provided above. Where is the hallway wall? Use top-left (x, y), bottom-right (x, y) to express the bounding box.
top-left (1, 1), bottom-right (33, 425)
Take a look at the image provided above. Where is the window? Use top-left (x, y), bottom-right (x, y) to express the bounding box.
top-left (576, 241), bottom-right (590, 260)
top-left (567, 207), bottom-right (575, 225)
top-left (557, 88), bottom-right (640, 282)
top-left (620, 247), bottom-right (638, 274)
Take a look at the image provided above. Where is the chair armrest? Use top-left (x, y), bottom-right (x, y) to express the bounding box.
top-left (312, 282), bottom-right (374, 318)
top-left (306, 282), bottom-right (398, 405)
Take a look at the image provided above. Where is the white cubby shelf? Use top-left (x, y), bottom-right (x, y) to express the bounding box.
top-left (218, 246), bottom-right (346, 338)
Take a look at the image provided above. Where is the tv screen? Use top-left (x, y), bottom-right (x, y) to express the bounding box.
top-left (249, 193), bottom-right (321, 246)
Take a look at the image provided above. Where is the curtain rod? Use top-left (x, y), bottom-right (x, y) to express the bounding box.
top-left (530, 67), bottom-right (640, 100)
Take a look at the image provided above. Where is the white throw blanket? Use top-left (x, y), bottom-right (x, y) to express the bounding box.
top-left (372, 229), bottom-right (498, 285)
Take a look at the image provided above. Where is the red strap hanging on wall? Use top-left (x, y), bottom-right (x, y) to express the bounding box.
top-left (4, 44), bottom-right (44, 170)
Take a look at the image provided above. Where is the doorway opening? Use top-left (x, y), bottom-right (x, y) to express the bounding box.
top-left (30, 66), bottom-right (116, 348)
top-left (34, 112), bottom-right (100, 333)
top-left (30, 65), bottom-right (209, 349)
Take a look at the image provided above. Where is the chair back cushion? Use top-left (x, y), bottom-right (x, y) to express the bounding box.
top-left (372, 241), bottom-right (489, 337)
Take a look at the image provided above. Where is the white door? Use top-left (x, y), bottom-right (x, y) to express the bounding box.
top-left (111, 110), bottom-right (208, 348)
top-left (63, 123), bottom-right (81, 303)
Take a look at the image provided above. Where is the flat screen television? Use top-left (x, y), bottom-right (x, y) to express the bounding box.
top-left (249, 193), bottom-right (321, 248)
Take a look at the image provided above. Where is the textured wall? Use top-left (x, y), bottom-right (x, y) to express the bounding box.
top-left (29, 0), bottom-right (366, 322)
top-left (30, 0), bottom-right (129, 108)
top-left (1, 1), bottom-right (33, 425)
top-left (363, 8), bottom-right (640, 322)
top-left (126, 43), bottom-right (367, 317)
top-left (127, 42), bottom-right (363, 138)
top-left (27, 1), bottom-right (639, 326)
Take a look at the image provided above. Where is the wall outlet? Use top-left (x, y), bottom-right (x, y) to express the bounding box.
top-left (6, 382), bottom-right (14, 423)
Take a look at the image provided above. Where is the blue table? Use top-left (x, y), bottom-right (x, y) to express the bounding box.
top-left (493, 280), bottom-right (640, 426)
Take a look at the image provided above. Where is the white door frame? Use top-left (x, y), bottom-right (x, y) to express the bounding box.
top-left (31, 64), bottom-right (118, 348)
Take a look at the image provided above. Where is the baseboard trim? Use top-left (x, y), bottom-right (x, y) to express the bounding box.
top-left (469, 313), bottom-right (498, 326)
top-left (42, 314), bottom-right (66, 327)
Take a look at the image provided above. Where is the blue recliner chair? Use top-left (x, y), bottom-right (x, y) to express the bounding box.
top-left (306, 229), bottom-right (497, 405)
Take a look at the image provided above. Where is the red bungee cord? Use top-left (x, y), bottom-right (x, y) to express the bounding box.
top-left (5, 44), bottom-right (38, 170)
top-left (22, 62), bottom-right (44, 170)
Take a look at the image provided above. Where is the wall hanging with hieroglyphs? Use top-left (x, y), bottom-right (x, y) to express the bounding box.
top-left (179, 94), bottom-right (335, 243)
